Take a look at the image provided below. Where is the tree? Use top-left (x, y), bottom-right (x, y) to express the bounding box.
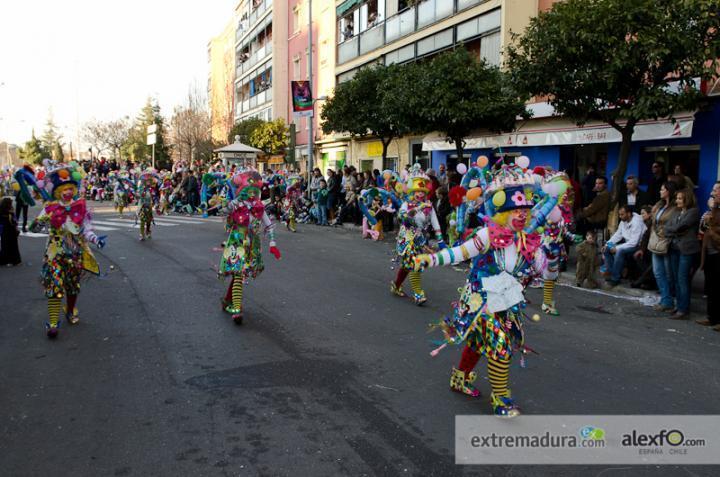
top-left (322, 64), bottom-right (414, 165)
top-left (170, 85), bottom-right (212, 165)
top-left (82, 117), bottom-right (130, 161)
top-left (506, 0), bottom-right (720, 203)
top-left (19, 130), bottom-right (50, 165)
top-left (250, 119), bottom-right (289, 156)
top-left (123, 98), bottom-right (171, 170)
top-left (407, 48), bottom-right (529, 163)
top-left (82, 119), bottom-right (109, 158)
top-left (227, 117), bottom-right (264, 145)
top-left (41, 110), bottom-right (64, 161)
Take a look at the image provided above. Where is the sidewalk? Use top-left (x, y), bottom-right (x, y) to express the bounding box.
top-left (557, 250), bottom-right (708, 316)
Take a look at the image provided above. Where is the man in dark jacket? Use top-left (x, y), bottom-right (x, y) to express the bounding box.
top-left (182, 170), bottom-right (199, 209)
top-left (619, 175), bottom-right (650, 213)
top-left (646, 161), bottom-right (666, 205)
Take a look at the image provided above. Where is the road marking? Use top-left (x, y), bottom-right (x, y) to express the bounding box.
top-left (92, 225), bottom-right (118, 231)
top-left (93, 220), bottom-right (178, 228)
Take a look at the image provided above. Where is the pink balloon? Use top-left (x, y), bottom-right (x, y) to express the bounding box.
top-left (456, 163), bottom-right (468, 174)
top-left (548, 206), bottom-right (563, 223)
top-left (36, 180), bottom-right (45, 188)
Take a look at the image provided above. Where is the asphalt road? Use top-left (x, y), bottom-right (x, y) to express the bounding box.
top-left (1, 204), bottom-right (719, 476)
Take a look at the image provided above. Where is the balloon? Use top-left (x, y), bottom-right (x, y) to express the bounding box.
top-left (548, 206), bottom-right (563, 223)
top-left (36, 180), bottom-right (45, 189)
top-left (556, 180), bottom-right (568, 196)
top-left (456, 163), bottom-right (467, 174)
top-left (37, 171), bottom-right (45, 179)
top-left (516, 156), bottom-right (530, 169)
top-left (383, 171), bottom-right (392, 180)
top-left (58, 169), bottom-right (70, 179)
top-left (492, 190), bottom-right (506, 208)
top-left (466, 187), bottom-right (482, 201)
top-left (469, 179), bottom-right (478, 188)
top-left (72, 171), bottom-right (82, 181)
top-left (477, 155), bottom-right (489, 168)
top-left (233, 175), bottom-right (243, 186)
top-left (11, 182), bottom-right (20, 192)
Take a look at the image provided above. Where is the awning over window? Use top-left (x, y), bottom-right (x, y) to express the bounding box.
top-left (337, 0), bottom-right (360, 17)
top-left (422, 113), bottom-right (696, 151)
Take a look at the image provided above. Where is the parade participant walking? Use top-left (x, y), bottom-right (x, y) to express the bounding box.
top-left (390, 164), bottom-right (445, 305)
top-left (29, 163), bottom-right (106, 338)
top-left (136, 172), bottom-right (159, 241)
top-left (414, 157), bottom-right (557, 417)
top-left (219, 170), bottom-right (281, 324)
top-left (114, 174), bottom-right (133, 216)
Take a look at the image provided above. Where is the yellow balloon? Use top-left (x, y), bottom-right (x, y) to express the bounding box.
top-left (492, 190), bottom-right (506, 208)
top-left (466, 187), bottom-right (482, 201)
top-left (11, 182), bottom-right (20, 192)
top-left (477, 155), bottom-right (489, 168)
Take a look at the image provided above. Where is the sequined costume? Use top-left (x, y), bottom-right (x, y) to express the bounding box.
top-left (390, 165), bottom-right (444, 305)
top-left (30, 163), bottom-right (107, 339)
top-left (136, 172), bottom-right (159, 240)
top-left (219, 170), bottom-right (281, 324)
top-left (416, 157), bottom-right (558, 417)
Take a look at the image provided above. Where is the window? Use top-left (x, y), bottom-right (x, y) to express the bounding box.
top-left (411, 143), bottom-right (429, 171)
top-left (383, 156), bottom-right (398, 172)
top-left (480, 31), bottom-right (501, 66)
top-left (361, 159), bottom-right (374, 172)
top-left (417, 29), bottom-right (453, 57)
top-left (293, 56), bottom-right (301, 80)
top-left (292, 7), bottom-right (300, 34)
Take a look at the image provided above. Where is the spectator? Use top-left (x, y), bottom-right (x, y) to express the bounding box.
top-left (435, 186), bottom-right (452, 242)
top-left (649, 182), bottom-right (679, 312)
top-left (602, 205), bottom-right (647, 286)
top-left (630, 205), bottom-right (656, 289)
top-left (697, 181), bottom-right (720, 330)
top-left (326, 169), bottom-right (341, 222)
top-left (0, 197), bottom-right (21, 266)
top-left (619, 175), bottom-right (649, 213)
top-left (183, 170), bottom-right (200, 209)
top-left (665, 189), bottom-right (701, 320)
top-left (673, 164), bottom-right (695, 190)
top-left (335, 179), bottom-right (358, 226)
top-left (646, 161), bottom-right (667, 205)
top-left (309, 168), bottom-right (323, 201)
top-left (426, 169), bottom-right (441, 201)
top-left (580, 164), bottom-right (598, 207)
top-left (373, 169), bottom-right (383, 188)
top-left (315, 180), bottom-right (329, 226)
top-left (576, 176), bottom-right (610, 238)
top-left (437, 164), bottom-right (448, 187)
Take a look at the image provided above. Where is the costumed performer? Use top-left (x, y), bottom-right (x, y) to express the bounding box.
top-left (136, 171), bottom-right (159, 241)
top-left (219, 169), bottom-right (281, 324)
top-left (414, 156), bottom-right (558, 417)
top-left (29, 163), bottom-right (107, 339)
top-left (390, 164), bottom-right (445, 305)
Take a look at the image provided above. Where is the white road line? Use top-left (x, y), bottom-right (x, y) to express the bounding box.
top-left (92, 225), bottom-right (118, 231)
top-left (93, 220), bottom-right (178, 228)
top-left (153, 217), bottom-right (207, 224)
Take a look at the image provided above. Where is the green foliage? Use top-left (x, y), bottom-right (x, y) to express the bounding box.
top-left (411, 48), bottom-right (527, 156)
top-left (122, 98), bottom-right (171, 169)
top-left (19, 131), bottom-right (50, 165)
top-left (250, 119), bottom-right (289, 156)
top-left (227, 117), bottom-right (265, 145)
top-left (321, 64), bottom-right (415, 161)
top-left (52, 142), bottom-right (64, 162)
top-left (506, 0), bottom-right (720, 201)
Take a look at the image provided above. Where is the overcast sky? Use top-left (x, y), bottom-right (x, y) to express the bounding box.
top-left (0, 0), bottom-right (237, 148)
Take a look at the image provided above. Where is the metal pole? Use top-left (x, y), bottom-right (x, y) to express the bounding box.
top-left (307, 0), bottom-right (314, 178)
top-left (152, 143), bottom-right (155, 170)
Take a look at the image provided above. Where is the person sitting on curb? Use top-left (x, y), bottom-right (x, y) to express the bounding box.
top-left (602, 205), bottom-right (647, 287)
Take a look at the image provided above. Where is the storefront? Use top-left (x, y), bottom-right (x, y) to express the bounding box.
top-left (423, 100), bottom-right (720, 203)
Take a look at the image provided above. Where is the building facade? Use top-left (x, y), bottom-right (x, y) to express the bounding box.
top-left (233, 0), bottom-right (289, 127)
top-left (208, 16), bottom-right (238, 144)
top-left (325, 0), bottom-right (537, 174)
top-left (0, 142), bottom-right (20, 169)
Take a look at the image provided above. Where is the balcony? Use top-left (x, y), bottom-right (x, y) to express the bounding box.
top-left (458, 0), bottom-right (485, 11)
top-left (249, 0), bottom-right (272, 26)
top-left (385, 7), bottom-right (415, 44)
top-left (359, 23), bottom-right (384, 55)
top-left (338, 35), bottom-right (360, 64)
top-left (417, 0), bottom-right (453, 29)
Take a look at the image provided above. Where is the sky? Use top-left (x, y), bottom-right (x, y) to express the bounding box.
top-left (0, 0), bottom-right (237, 150)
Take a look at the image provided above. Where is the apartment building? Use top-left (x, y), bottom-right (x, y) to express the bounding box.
top-left (208, 17), bottom-right (238, 144)
top-left (321, 0), bottom-right (537, 174)
top-left (233, 0), bottom-right (289, 127)
top-left (287, 0), bottom-right (337, 171)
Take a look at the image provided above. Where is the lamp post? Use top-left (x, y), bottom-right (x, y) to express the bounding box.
top-left (307, 0), bottom-right (314, 180)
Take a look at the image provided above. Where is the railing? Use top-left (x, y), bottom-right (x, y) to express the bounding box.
top-left (385, 7), bottom-right (415, 44)
top-left (338, 35), bottom-right (359, 64)
top-left (418, 0), bottom-right (453, 29)
top-left (249, 0), bottom-right (271, 25)
top-left (359, 23), bottom-right (384, 56)
top-left (458, 0), bottom-right (484, 10)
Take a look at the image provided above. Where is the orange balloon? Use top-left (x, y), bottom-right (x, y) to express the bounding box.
top-left (58, 169), bottom-right (70, 179)
top-left (466, 187), bottom-right (482, 201)
top-left (477, 155), bottom-right (489, 168)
